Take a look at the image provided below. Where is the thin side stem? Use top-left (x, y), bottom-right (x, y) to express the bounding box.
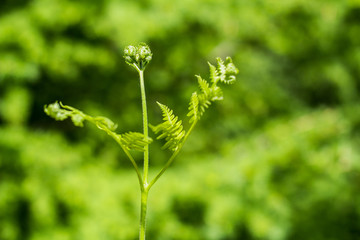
top-left (148, 120), bottom-right (198, 190)
top-left (82, 115), bottom-right (144, 188)
top-left (107, 131), bottom-right (144, 190)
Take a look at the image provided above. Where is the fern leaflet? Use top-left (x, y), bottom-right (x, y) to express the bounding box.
top-left (208, 62), bottom-right (219, 84)
top-left (197, 75), bottom-right (211, 97)
top-left (150, 102), bottom-right (185, 151)
top-left (216, 57), bottom-right (227, 83)
top-left (187, 92), bottom-right (199, 123)
top-left (119, 132), bottom-right (153, 152)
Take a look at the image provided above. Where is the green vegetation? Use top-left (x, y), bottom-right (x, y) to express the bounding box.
top-left (1, 0), bottom-right (360, 239)
top-left (44, 43), bottom-right (238, 239)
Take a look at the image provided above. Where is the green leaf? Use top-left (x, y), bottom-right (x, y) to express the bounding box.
top-left (216, 57), bottom-right (227, 83)
top-left (44, 101), bottom-right (117, 132)
top-left (197, 93), bottom-right (212, 116)
top-left (216, 57), bottom-right (238, 84)
top-left (208, 62), bottom-right (219, 84)
top-left (187, 57), bottom-right (238, 121)
top-left (44, 101), bottom-right (71, 121)
top-left (150, 102), bottom-right (185, 151)
top-left (187, 92), bottom-right (199, 123)
top-left (211, 85), bottom-right (223, 101)
top-left (93, 116), bottom-right (117, 131)
top-left (70, 113), bottom-right (85, 127)
top-left (119, 132), bottom-right (153, 152)
top-left (197, 75), bottom-right (211, 97)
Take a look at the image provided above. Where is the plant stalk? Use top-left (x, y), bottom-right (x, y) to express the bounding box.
top-left (139, 188), bottom-right (149, 240)
top-left (139, 69), bottom-right (150, 240)
top-left (139, 70), bottom-right (149, 184)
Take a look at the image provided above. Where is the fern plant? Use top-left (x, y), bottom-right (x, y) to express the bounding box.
top-left (44, 43), bottom-right (238, 240)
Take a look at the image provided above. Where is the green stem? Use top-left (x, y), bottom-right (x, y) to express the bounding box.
top-left (81, 115), bottom-right (144, 188)
top-left (138, 69), bottom-right (150, 240)
top-left (139, 188), bottom-right (149, 240)
top-left (148, 120), bottom-right (198, 190)
top-left (108, 131), bottom-right (144, 190)
top-left (139, 70), bottom-right (149, 185)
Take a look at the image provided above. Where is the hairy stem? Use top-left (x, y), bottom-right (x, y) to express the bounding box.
top-left (139, 70), bottom-right (149, 185)
top-left (139, 69), bottom-right (150, 240)
top-left (139, 188), bottom-right (149, 240)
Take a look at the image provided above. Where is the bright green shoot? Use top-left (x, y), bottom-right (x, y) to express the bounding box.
top-left (44, 43), bottom-right (238, 240)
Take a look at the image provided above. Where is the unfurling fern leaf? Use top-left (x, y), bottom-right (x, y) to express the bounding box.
top-left (44, 101), bottom-right (86, 127)
top-left (186, 57), bottom-right (238, 123)
top-left (44, 101), bottom-right (117, 132)
top-left (150, 102), bottom-right (185, 151)
top-left (93, 116), bottom-right (118, 131)
top-left (216, 57), bottom-right (238, 84)
top-left (196, 75), bottom-right (223, 118)
top-left (119, 132), bottom-right (153, 152)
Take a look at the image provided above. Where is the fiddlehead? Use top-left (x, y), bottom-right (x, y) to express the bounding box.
top-left (44, 101), bottom-right (117, 131)
top-left (187, 57), bottom-right (239, 123)
top-left (44, 101), bottom-right (152, 152)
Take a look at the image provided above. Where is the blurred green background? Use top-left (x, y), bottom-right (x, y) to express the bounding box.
top-left (1, 0), bottom-right (360, 239)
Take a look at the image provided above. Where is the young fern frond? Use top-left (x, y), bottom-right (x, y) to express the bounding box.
top-left (44, 101), bottom-right (146, 194)
top-left (187, 57), bottom-right (239, 123)
top-left (119, 132), bottom-right (153, 152)
top-left (44, 101), bottom-right (117, 131)
top-left (44, 101), bottom-right (83, 126)
top-left (44, 102), bottom-right (153, 152)
top-left (150, 102), bottom-right (185, 152)
top-left (192, 74), bottom-right (224, 120)
top-left (217, 57), bottom-right (238, 84)
top-left (45, 44), bottom-right (239, 240)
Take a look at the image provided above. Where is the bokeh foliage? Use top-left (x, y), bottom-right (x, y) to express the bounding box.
top-left (1, 0), bottom-right (360, 239)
